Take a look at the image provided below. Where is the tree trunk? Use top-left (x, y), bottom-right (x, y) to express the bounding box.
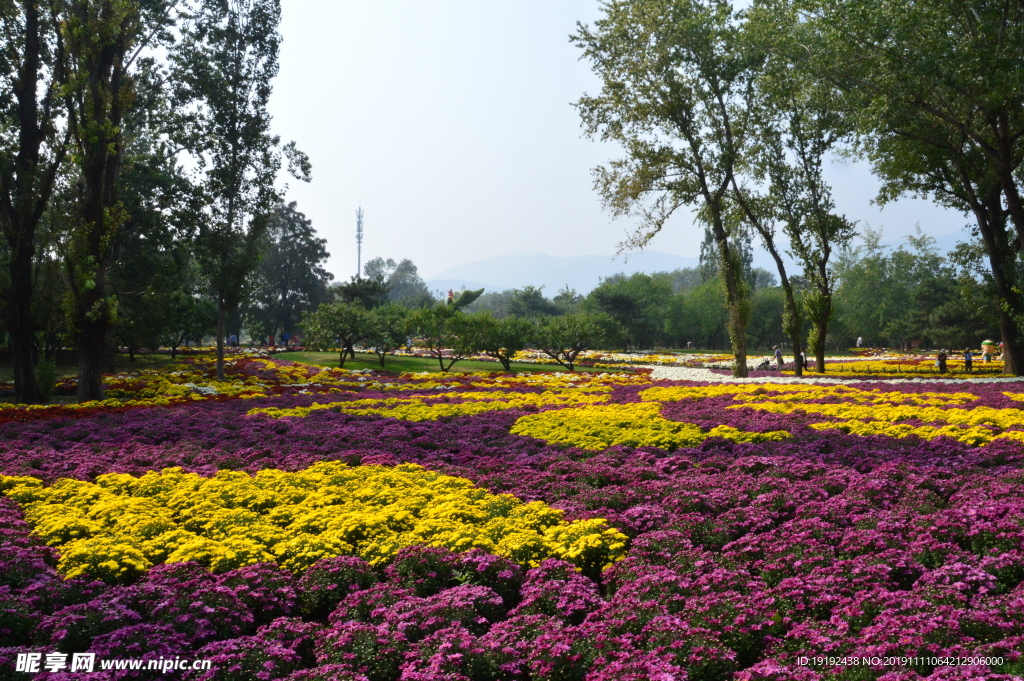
top-left (813, 312), bottom-right (828, 374)
top-left (970, 189), bottom-right (1024, 376)
top-left (718, 243), bottom-right (749, 377)
top-left (67, 3), bottom-right (135, 403)
top-left (338, 350), bottom-right (345, 368)
top-left (996, 160), bottom-right (1024, 254)
top-left (2, 2), bottom-right (63, 405)
top-left (760, 225), bottom-right (803, 377)
top-left (216, 304), bottom-right (226, 380)
top-left (103, 327), bottom-right (117, 373)
top-left (72, 243), bottom-right (113, 402)
top-left (783, 286), bottom-right (803, 378)
top-left (6, 249), bottom-right (40, 403)
top-left (76, 321), bottom-right (106, 401)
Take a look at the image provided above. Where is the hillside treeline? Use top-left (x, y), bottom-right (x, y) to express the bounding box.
top-left (462, 230), bottom-right (999, 354)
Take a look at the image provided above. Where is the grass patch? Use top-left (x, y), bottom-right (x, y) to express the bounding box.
top-left (276, 351), bottom-right (613, 374)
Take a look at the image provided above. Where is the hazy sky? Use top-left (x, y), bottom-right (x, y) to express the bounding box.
top-left (268, 1), bottom-right (970, 282)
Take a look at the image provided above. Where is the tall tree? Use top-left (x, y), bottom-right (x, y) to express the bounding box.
top-left (781, 0), bottom-right (1024, 374)
top-left (507, 285), bottom-right (561, 318)
top-left (174, 0), bottom-right (309, 379)
top-left (160, 256), bottom-right (217, 357)
top-left (0, 2), bottom-right (68, 403)
top-left (574, 0), bottom-right (759, 376)
top-left (363, 256), bottom-right (433, 308)
top-left (112, 54), bottom-right (203, 362)
top-left (587, 273), bottom-right (673, 351)
top-left (60, 0), bottom-right (176, 400)
top-left (725, 10), bottom-right (856, 375)
top-left (332, 274), bottom-right (388, 310)
top-left (244, 199), bottom-right (332, 343)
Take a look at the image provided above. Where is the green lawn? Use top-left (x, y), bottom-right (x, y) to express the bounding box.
top-left (276, 351), bottom-right (611, 373)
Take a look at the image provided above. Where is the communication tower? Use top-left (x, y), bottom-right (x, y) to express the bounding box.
top-left (355, 207), bottom-right (364, 278)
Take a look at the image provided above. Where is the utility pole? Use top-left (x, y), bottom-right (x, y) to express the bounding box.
top-left (355, 206), bottom-right (364, 278)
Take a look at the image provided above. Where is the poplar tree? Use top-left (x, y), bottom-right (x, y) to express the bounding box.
top-left (0, 2), bottom-right (68, 403)
top-left (779, 0), bottom-right (1024, 375)
top-left (60, 0), bottom-right (176, 400)
top-left (574, 0), bottom-right (759, 376)
top-left (173, 0), bottom-right (309, 380)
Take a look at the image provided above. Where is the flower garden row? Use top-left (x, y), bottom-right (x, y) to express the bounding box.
top-left (0, 355), bottom-right (1022, 679)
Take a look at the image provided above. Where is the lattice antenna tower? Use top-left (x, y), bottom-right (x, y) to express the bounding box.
top-left (355, 206), bottom-right (364, 278)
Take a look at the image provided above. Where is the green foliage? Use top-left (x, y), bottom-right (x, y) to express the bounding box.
top-left (574, 0), bottom-right (759, 376)
top-left (476, 313), bottom-right (533, 371)
top-left (0, 1), bottom-right (67, 403)
top-left (302, 301), bottom-right (368, 369)
top-left (158, 258), bottom-right (218, 354)
top-left (774, 0), bottom-right (1024, 373)
top-left (363, 257), bottom-right (434, 308)
top-left (449, 288), bottom-right (484, 310)
top-left (35, 358), bottom-right (57, 404)
top-left (412, 305), bottom-right (486, 372)
top-left (332, 275), bottom-right (389, 310)
top-left (746, 287), bottom-right (786, 351)
top-left (832, 229), bottom-right (999, 351)
top-left (507, 286), bottom-right (561, 318)
top-left (244, 200), bottom-right (333, 342)
top-left (552, 285), bottom-right (584, 314)
top-left (531, 313), bottom-right (607, 371)
top-left (586, 273), bottom-right (673, 351)
top-left (61, 0), bottom-right (178, 400)
top-left (173, 0), bottom-right (304, 378)
top-left (364, 304), bottom-right (410, 367)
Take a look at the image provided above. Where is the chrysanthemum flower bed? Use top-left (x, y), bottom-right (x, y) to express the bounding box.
top-left (0, 355), bottom-right (1022, 679)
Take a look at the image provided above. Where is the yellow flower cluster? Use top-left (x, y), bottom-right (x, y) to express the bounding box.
top-left (642, 382), bottom-right (1023, 447)
top-left (248, 372), bottom-right (649, 421)
top-left (249, 389), bottom-right (613, 421)
top-left (809, 420), bottom-right (1024, 447)
top-left (509, 403), bottom-right (789, 451)
top-left (0, 354), bottom-right (396, 413)
top-left (0, 462), bottom-right (628, 582)
top-left (641, 383), bottom-right (976, 406)
top-left (746, 400), bottom-right (1024, 445)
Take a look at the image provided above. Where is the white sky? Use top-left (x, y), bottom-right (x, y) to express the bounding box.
top-left (268, 0), bottom-right (970, 282)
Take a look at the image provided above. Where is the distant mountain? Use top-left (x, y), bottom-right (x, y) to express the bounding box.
top-left (424, 231), bottom-right (971, 298)
top-left (425, 251), bottom-right (700, 295)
